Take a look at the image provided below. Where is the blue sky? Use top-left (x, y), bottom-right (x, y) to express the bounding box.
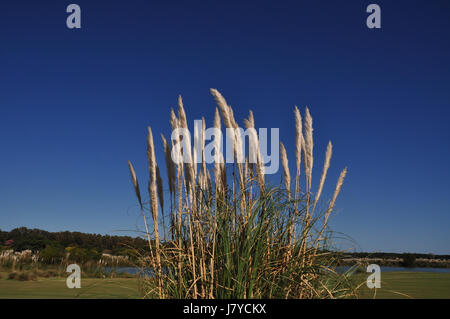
top-left (0, 1), bottom-right (449, 254)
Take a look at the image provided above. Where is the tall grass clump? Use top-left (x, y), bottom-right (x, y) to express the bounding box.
top-left (128, 89), bottom-right (353, 299)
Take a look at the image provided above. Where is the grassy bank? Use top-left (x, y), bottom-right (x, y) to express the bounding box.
top-left (1, 271), bottom-right (449, 299)
top-left (356, 272), bottom-right (450, 299)
top-left (0, 271), bottom-right (140, 299)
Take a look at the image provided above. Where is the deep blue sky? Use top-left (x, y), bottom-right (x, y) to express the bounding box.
top-left (1, 1), bottom-right (449, 254)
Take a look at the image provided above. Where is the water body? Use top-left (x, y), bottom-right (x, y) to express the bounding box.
top-left (337, 266), bottom-right (450, 274)
top-left (106, 266), bottom-right (450, 275)
top-left (105, 267), bottom-right (152, 275)
top-left (108, 267), bottom-right (137, 274)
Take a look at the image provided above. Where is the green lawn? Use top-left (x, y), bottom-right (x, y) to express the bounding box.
top-left (0, 272), bottom-right (140, 299)
top-left (356, 271), bottom-right (450, 299)
top-left (1, 271), bottom-right (449, 299)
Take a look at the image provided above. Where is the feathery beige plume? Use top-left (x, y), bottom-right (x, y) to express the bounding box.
top-left (127, 161), bottom-right (143, 208)
top-left (210, 89), bottom-right (232, 128)
top-left (146, 126), bottom-right (162, 293)
top-left (304, 107), bottom-right (314, 191)
top-left (177, 96), bottom-right (195, 194)
top-left (193, 119), bottom-right (199, 177)
top-left (177, 95), bottom-right (188, 129)
top-left (170, 108), bottom-right (178, 131)
top-left (325, 167), bottom-right (347, 224)
top-left (213, 107), bottom-right (225, 190)
top-left (313, 141), bottom-right (332, 210)
top-left (294, 106), bottom-right (303, 183)
top-left (156, 165), bottom-right (164, 215)
top-left (210, 89), bottom-right (243, 186)
top-left (170, 108), bottom-right (183, 170)
top-left (201, 117), bottom-right (207, 183)
top-left (147, 127), bottom-right (159, 222)
top-left (280, 142), bottom-right (291, 198)
top-left (244, 110), bottom-right (265, 191)
top-left (161, 134), bottom-right (175, 197)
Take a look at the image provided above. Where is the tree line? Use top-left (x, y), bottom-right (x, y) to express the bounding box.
top-left (2, 227), bottom-right (449, 263)
top-left (0, 227), bottom-right (149, 256)
top-left (344, 251), bottom-right (450, 260)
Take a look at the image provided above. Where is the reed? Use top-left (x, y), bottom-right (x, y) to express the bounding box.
top-left (128, 89), bottom-right (353, 299)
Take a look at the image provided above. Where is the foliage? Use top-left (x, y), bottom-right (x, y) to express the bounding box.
top-left (0, 227), bottom-right (148, 256)
top-left (40, 244), bottom-right (66, 264)
top-left (402, 253), bottom-right (416, 268)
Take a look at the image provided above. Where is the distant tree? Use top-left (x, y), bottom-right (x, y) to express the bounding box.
top-left (401, 253), bottom-right (416, 268)
top-left (40, 244), bottom-right (66, 264)
top-left (85, 248), bottom-right (101, 262)
top-left (67, 247), bottom-right (87, 263)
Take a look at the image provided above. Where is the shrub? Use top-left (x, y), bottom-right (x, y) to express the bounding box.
top-left (8, 272), bottom-right (18, 280)
top-left (18, 271), bottom-right (37, 281)
top-left (128, 90), bottom-right (351, 299)
top-left (35, 269), bottom-right (53, 278)
top-left (40, 245), bottom-right (65, 264)
top-left (44, 270), bottom-right (58, 278)
top-left (8, 270), bottom-right (38, 281)
top-left (402, 253), bottom-right (416, 268)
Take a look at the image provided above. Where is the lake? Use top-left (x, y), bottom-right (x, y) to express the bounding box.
top-left (337, 266), bottom-right (450, 274)
top-left (106, 266), bottom-right (450, 275)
